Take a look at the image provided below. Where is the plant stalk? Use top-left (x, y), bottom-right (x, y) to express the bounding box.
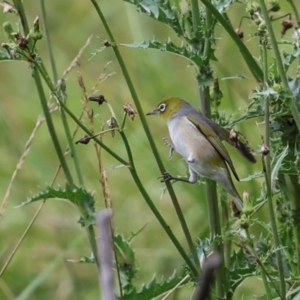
top-left (32, 66), bottom-right (74, 187)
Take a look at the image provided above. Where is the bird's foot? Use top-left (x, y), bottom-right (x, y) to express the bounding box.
top-left (159, 172), bottom-right (175, 183)
top-left (162, 137), bottom-right (175, 160)
top-left (159, 172), bottom-right (190, 183)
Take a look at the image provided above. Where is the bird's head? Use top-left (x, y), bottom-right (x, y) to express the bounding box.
top-left (146, 97), bottom-right (186, 122)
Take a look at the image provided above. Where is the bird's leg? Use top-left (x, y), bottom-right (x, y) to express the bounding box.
top-left (160, 167), bottom-right (198, 184)
top-left (187, 166), bottom-right (198, 183)
top-left (159, 172), bottom-right (190, 183)
top-left (162, 137), bottom-right (175, 160)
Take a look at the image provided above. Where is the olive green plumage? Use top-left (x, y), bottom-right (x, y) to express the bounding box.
top-left (147, 97), bottom-right (256, 211)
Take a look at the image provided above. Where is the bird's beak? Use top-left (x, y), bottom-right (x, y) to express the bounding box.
top-left (146, 108), bottom-right (159, 116)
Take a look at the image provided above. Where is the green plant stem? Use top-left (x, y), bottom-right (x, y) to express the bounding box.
top-left (261, 43), bottom-right (271, 179)
top-left (245, 229), bottom-right (273, 300)
top-left (287, 0), bottom-right (300, 22)
top-left (260, 37), bottom-right (286, 299)
top-left (200, 0), bottom-right (263, 82)
top-left (90, 0), bottom-right (200, 273)
top-left (32, 66), bottom-right (74, 187)
top-left (258, 0), bottom-right (300, 133)
top-left (12, 0), bottom-right (29, 35)
top-left (221, 200), bottom-right (231, 269)
top-left (205, 181), bottom-right (226, 297)
top-left (261, 155), bottom-right (286, 299)
top-left (203, 7), bottom-right (212, 65)
top-left (40, 0), bottom-right (58, 82)
top-left (61, 108), bottom-right (84, 185)
top-left (190, 0), bottom-right (200, 34)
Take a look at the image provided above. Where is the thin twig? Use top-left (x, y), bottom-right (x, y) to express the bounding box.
top-left (97, 210), bottom-right (115, 300)
top-left (192, 253), bottom-right (222, 300)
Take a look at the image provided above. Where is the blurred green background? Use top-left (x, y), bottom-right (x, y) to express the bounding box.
top-left (0, 1), bottom-right (298, 299)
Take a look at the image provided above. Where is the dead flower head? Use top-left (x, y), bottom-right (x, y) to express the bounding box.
top-left (107, 117), bottom-right (117, 137)
top-left (75, 135), bottom-right (91, 145)
top-left (89, 95), bottom-right (107, 105)
top-left (123, 103), bottom-right (137, 120)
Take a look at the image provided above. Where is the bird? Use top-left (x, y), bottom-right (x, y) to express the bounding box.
top-left (146, 97), bottom-right (256, 211)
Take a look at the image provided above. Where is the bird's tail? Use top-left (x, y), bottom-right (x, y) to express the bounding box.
top-left (208, 121), bottom-right (256, 164)
top-left (233, 195), bottom-right (244, 212)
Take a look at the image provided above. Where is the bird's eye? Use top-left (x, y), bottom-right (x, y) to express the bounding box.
top-left (159, 103), bottom-right (166, 112)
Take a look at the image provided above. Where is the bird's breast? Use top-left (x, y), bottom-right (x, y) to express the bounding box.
top-left (168, 116), bottom-right (224, 170)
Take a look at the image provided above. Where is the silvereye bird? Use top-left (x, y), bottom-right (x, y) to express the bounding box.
top-left (146, 97), bottom-right (256, 211)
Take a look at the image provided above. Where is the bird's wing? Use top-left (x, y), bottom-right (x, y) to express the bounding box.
top-left (204, 117), bottom-right (256, 164)
top-left (187, 115), bottom-right (240, 181)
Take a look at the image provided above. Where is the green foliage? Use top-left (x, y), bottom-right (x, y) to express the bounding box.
top-left (18, 185), bottom-right (96, 227)
top-left (120, 271), bottom-right (183, 300)
top-left (229, 249), bottom-right (257, 294)
top-left (114, 233), bottom-right (138, 293)
top-left (122, 38), bottom-right (205, 66)
top-left (123, 0), bottom-right (184, 37)
top-left (2, 0), bottom-right (300, 299)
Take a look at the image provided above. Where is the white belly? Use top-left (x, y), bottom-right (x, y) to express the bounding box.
top-left (168, 116), bottom-right (221, 179)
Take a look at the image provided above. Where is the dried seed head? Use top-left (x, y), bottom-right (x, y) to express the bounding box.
top-left (260, 141), bottom-right (270, 155)
top-left (0, 1), bottom-right (16, 13)
top-left (235, 28), bottom-right (244, 40)
top-left (89, 95), bottom-right (107, 105)
top-left (123, 103), bottom-right (137, 120)
top-left (11, 32), bottom-right (28, 48)
top-left (75, 135), bottom-right (91, 145)
top-left (281, 20), bottom-right (293, 37)
top-left (107, 117), bottom-right (117, 137)
top-left (103, 40), bottom-right (111, 47)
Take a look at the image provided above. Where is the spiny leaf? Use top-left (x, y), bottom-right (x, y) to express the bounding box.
top-left (123, 0), bottom-right (183, 37)
top-left (228, 249), bottom-right (256, 293)
top-left (114, 233), bottom-right (137, 293)
top-left (115, 234), bottom-right (136, 267)
top-left (122, 38), bottom-right (204, 66)
top-left (119, 271), bottom-right (184, 300)
top-left (18, 184), bottom-right (95, 209)
top-left (17, 185), bottom-right (96, 227)
top-left (240, 171), bottom-right (264, 182)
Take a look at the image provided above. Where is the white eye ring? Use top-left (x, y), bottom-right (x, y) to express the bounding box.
top-left (159, 103), bottom-right (166, 112)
